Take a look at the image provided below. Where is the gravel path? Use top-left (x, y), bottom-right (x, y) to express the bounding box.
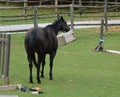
top-left (0, 20), bottom-right (120, 33)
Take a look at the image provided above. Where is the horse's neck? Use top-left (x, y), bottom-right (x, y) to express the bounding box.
top-left (47, 24), bottom-right (59, 35)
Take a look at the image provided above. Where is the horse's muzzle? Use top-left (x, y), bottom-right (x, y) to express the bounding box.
top-left (65, 27), bottom-right (70, 32)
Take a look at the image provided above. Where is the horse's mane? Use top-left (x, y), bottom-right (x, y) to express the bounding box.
top-left (45, 19), bottom-right (60, 30)
top-left (52, 19), bottom-right (60, 26)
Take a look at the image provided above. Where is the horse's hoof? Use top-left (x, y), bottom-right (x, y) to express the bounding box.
top-left (41, 75), bottom-right (44, 78)
top-left (49, 78), bottom-right (53, 80)
top-left (29, 81), bottom-right (33, 84)
top-left (37, 80), bottom-right (41, 84)
top-left (37, 81), bottom-right (41, 84)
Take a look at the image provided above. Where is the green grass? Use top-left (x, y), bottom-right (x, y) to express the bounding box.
top-left (0, 27), bottom-right (120, 97)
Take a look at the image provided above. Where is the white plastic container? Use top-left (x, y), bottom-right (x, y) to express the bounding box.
top-left (57, 30), bottom-right (76, 46)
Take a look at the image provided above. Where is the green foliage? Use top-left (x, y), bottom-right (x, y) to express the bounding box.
top-left (0, 27), bottom-right (120, 97)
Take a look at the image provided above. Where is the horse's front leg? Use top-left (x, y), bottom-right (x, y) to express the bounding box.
top-left (49, 51), bottom-right (56, 80)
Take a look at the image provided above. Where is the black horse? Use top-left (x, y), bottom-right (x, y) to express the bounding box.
top-left (24, 16), bottom-right (70, 83)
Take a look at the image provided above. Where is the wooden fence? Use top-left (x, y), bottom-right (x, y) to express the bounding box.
top-left (0, 0), bottom-right (120, 6)
top-left (0, 3), bottom-right (119, 27)
top-left (0, 33), bottom-right (10, 85)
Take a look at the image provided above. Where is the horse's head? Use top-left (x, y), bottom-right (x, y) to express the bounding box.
top-left (56, 16), bottom-right (70, 32)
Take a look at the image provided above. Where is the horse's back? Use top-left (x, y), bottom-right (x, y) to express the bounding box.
top-left (25, 27), bottom-right (58, 54)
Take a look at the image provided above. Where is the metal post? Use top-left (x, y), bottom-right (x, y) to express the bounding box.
top-left (5, 34), bottom-right (11, 85)
top-left (1, 34), bottom-right (6, 76)
top-left (34, 6), bottom-right (38, 27)
top-left (70, 4), bottom-right (74, 31)
top-left (0, 33), bottom-right (2, 77)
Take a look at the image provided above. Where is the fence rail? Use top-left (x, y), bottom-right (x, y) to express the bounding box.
top-left (0, 0), bottom-right (120, 5)
top-left (0, 4), bottom-right (119, 20)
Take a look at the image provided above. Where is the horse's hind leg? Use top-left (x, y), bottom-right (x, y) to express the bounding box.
top-left (41, 54), bottom-right (46, 78)
top-left (37, 54), bottom-right (43, 83)
top-left (36, 62), bottom-right (41, 83)
top-left (27, 56), bottom-right (33, 83)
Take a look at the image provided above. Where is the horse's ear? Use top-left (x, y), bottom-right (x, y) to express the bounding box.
top-left (60, 16), bottom-right (64, 21)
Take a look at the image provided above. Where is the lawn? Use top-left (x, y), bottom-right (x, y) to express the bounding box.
top-left (0, 26), bottom-right (120, 97)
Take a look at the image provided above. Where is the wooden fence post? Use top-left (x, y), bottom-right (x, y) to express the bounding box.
top-left (70, 4), bottom-right (74, 31)
top-left (55, 0), bottom-right (58, 18)
top-left (34, 6), bottom-right (38, 27)
top-left (103, 0), bottom-right (108, 33)
top-left (39, 0), bottom-right (42, 5)
top-left (24, 0), bottom-right (28, 17)
top-left (24, 0), bottom-right (27, 7)
top-left (78, 0), bottom-right (82, 15)
top-left (24, 7), bottom-right (27, 17)
top-left (6, 0), bottom-right (9, 5)
top-left (94, 19), bottom-right (104, 51)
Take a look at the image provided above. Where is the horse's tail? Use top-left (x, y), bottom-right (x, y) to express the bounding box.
top-left (25, 48), bottom-right (38, 68)
top-left (25, 37), bottom-right (38, 68)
